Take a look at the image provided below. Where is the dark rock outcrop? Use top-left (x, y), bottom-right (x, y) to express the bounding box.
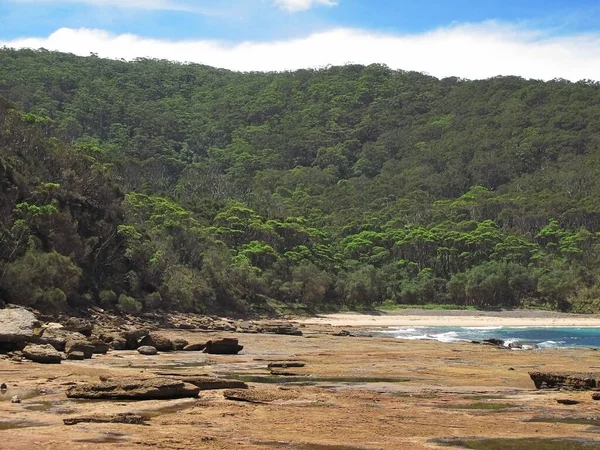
top-left (64, 413), bottom-right (146, 425)
top-left (22, 344), bottom-right (62, 364)
top-left (66, 377), bottom-right (200, 400)
top-left (204, 338), bottom-right (243, 355)
top-left (66, 351), bottom-right (85, 361)
top-left (529, 371), bottom-right (598, 390)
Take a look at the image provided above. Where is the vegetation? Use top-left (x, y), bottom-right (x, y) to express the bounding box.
top-left (1, 48), bottom-right (600, 314)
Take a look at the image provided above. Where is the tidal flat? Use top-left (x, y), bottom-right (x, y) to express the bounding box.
top-left (2, 317), bottom-right (600, 449)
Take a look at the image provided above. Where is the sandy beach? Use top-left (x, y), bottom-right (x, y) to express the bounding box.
top-left (299, 309), bottom-right (600, 328)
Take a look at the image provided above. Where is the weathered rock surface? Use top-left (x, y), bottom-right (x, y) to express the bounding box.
top-left (204, 338), bottom-right (243, 354)
top-left (183, 343), bottom-right (206, 352)
top-left (173, 338), bottom-right (189, 351)
top-left (39, 328), bottom-right (86, 351)
top-left (268, 362), bottom-right (306, 369)
top-left (138, 346), bottom-right (158, 355)
top-left (66, 377), bottom-right (200, 400)
top-left (556, 399), bottom-right (581, 405)
top-left (120, 328), bottom-right (149, 350)
top-left (66, 351), bottom-right (85, 361)
top-left (22, 344), bottom-right (63, 364)
top-left (593, 393), bottom-right (600, 401)
top-left (62, 318), bottom-right (93, 337)
top-left (89, 339), bottom-right (110, 354)
top-left (177, 376), bottom-right (248, 391)
top-left (65, 340), bottom-right (94, 359)
top-left (223, 387), bottom-right (292, 403)
top-left (139, 333), bottom-right (174, 352)
top-left (529, 371), bottom-right (599, 390)
top-left (259, 323), bottom-right (303, 336)
top-left (63, 414), bottom-right (147, 425)
top-left (0, 307), bottom-right (40, 344)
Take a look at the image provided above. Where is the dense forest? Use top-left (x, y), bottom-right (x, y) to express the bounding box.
top-left (1, 47), bottom-right (600, 314)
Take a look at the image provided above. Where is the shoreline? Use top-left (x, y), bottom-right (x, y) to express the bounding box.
top-left (299, 309), bottom-right (600, 328)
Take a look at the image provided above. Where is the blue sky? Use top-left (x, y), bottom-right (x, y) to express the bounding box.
top-left (1, 0), bottom-right (599, 80)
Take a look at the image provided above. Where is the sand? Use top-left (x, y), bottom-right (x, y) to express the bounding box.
top-left (299, 309), bottom-right (600, 328)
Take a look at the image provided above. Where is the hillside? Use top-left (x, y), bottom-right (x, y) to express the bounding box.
top-left (1, 48), bottom-right (600, 313)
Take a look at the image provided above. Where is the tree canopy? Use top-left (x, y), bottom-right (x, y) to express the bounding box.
top-left (1, 48), bottom-right (600, 314)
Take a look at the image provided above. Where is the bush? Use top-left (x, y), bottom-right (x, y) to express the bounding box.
top-left (117, 294), bottom-right (142, 314)
top-left (99, 290), bottom-right (117, 309)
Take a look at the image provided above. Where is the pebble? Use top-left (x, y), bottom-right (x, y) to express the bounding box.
top-left (0, 383), bottom-right (7, 390)
top-left (11, 395), bottom-right (21, 404)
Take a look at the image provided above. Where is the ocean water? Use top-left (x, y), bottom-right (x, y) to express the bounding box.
top-left (380, 326), bottom-right (600, 349)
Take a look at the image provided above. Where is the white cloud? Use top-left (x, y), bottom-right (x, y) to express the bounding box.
top-left (274, 0), bottom-right (338, 13)
top-left (2, 23), bottom-right (600, 81)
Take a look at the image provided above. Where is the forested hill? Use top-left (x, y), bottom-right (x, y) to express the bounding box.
top-left (1, 48), bottom-right (600, 314)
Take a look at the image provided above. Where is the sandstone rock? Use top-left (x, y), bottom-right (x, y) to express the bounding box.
top-left (120, 329), bottom-right (149, 350)
top-left (65, 340), bottom-right (94, 359)
top-left (139, 333), bottom-right (174, 352)
top-left (66, 377), bottom-right (200, 400)
top-left (39, 328), bottom-right (86, 351)
top-left (66, 351), bottom-right (85, 361)
top-left (63, 413), bottom-right (147, 426)
top-left (62, 318), bottom-right (93, 337)
top-left (557, 399), bottom-right (581, 405)
top-left (22, 344), bottom-right (62, 364)
top-left (89, 339), bottom-right (110, 354)
top-left (183, 343), bottom-right (206, 352)
top-left (222, 387), bottom-right (290, 403)
top-left (267, 362), bottom-right (306, 369)
top-left (178, 376), bottom-right (248, 391)
top-left (260, 323), bottom-right (303, 336)
top-left (138, 346), bottom-right (158, 356)
top-left (0, 307), bottom-right (40, 344)
top-left (110, 339), bottom-right (127, 350)
top-left (173, 338), bottom-right (189, 351)
top-left (529, 371), bottom-right (598, 390)
top-left (204, 338), bottom-right (243, 355)
top-left (11, 395), bottom-right (21, 403)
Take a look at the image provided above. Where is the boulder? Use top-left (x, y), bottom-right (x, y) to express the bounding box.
top-left (109, 338), bottom-right (127, 350)
top-left (183, 343), bottom-right (206, 352)
top-left (66, 377), bottom-right (200, 400)
top-left (139, 333), bottom-right (174, 352)
top-left (39, 328), bottom-right (86, 351)
top-left (22, 344), bottom-right (62, 364)
top-left (138, 346), bottom-right (158, 356)
top-left (89, 339), bottom-right (110, 354)
top-left (173, 338), bottom-right (189, 351)
top-left (62, 318), bottom-right (93, 337)
top-left (529, 371), bottom-right (598, 390)
top-left (120, 328), bottom-right (149, 350)
top-left (66, 351), bottom-right (85, 361)
top-left (0, 307), bottom-right (40, 345)
top-left (204, 338), bottom-right (243, 355)
top-left (65, 340), bottom-right (94, 359)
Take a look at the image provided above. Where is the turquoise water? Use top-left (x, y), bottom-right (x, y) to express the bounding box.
top-left (381, 326), bottom-right (600, 349)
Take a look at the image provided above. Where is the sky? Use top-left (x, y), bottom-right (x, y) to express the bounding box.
top-left (1, 0), bottom-right (600, 80)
